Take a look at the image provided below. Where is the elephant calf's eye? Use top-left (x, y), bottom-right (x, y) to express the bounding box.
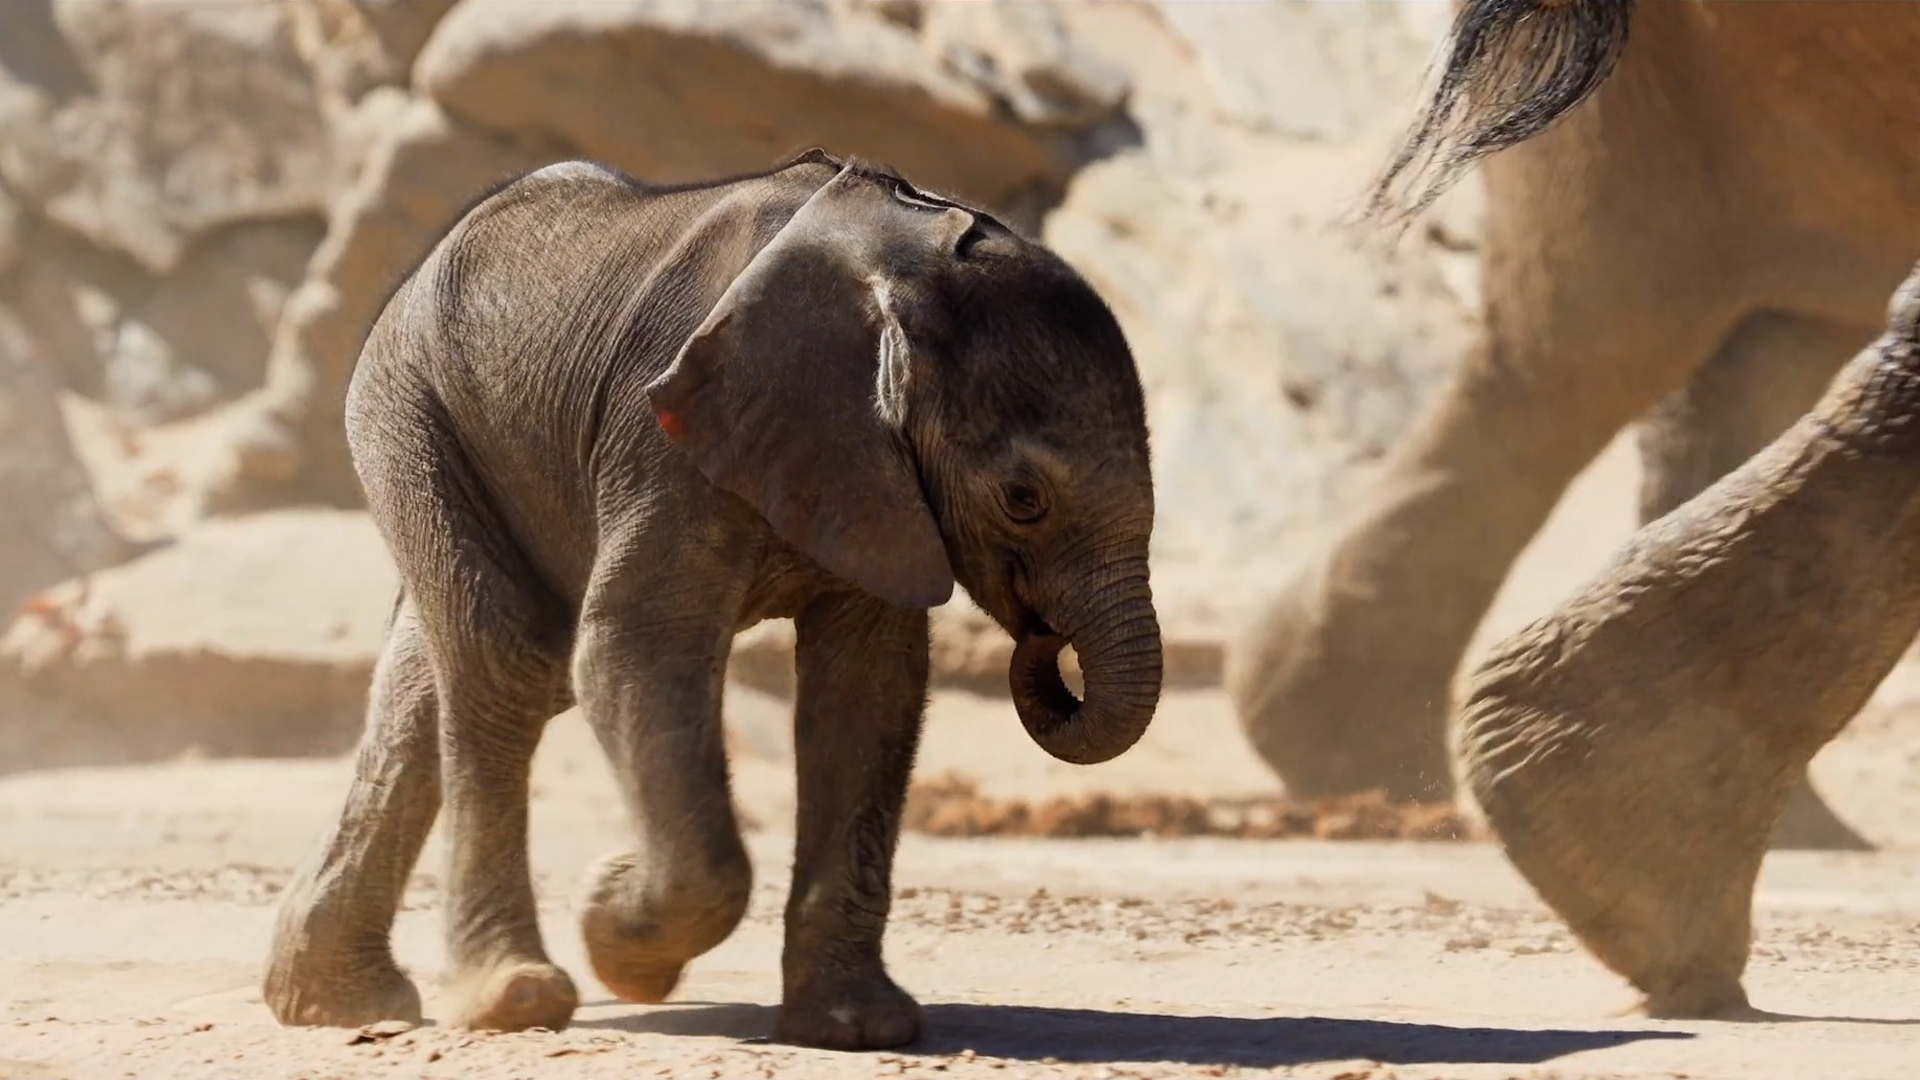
top-left (1000, 481), bottom-right (1049, 524)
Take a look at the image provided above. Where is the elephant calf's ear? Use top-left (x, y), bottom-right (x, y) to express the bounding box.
top-left (644, 177), bottom-right (956, 610)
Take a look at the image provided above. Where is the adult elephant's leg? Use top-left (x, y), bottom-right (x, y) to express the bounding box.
top-left (1636, 313), bottom-right (1864, 520)
top-left (1461, 266), bottom-right (1920, 1018)
top-left (1228, 133), bottom-right (1744, 802)
top-left (1637, 312), bottom-right (1878, 851)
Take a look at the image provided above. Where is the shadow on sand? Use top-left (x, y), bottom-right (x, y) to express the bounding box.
top-left (576, 1000), bottom-right (1695, 1068)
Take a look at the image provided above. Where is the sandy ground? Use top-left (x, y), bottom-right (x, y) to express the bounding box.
top-left (3, 703), bottom-right (1919, 1080)
top-left (5, 433), bottom-right (1920, 1079)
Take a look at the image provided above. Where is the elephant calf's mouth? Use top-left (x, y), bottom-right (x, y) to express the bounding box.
top-left (1010, 623), bottom-right (1080, 726)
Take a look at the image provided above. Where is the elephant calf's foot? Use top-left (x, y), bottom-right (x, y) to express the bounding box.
top-left (441, 960), bottom-right (579, 1032)
top-left (579, 851), bottom-right (751, 1004)
top-left (263, 890), bottom-right (423, 1028)
top-left (774, 966), bottom-right (923, 1050)
top-left (587, 952), bottom-right (684, 1006)
top-left (263, 952), bottom-right (422, 1028)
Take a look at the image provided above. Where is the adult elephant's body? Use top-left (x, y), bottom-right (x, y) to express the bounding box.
top-left (1229, 0), bottom-right (1920, 847)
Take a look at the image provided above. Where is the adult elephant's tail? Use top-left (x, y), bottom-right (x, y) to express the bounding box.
top-left (1367, 0), bottom-right (1636, 225)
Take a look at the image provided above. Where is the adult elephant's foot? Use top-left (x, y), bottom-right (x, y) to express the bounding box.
top-left (1633, 976), bottom-right (1754, 1021)
top-left (1228, 549), bottom-right (1460, 802)
top-left (441, 960), bottom-right (578, 1032)
top-left (774, 965), bottom-right (923, 1050)
top-left (1458, 265), bottom-right (1920, 1016)
top-left (579, 850), bottom-right (751, 1005)
top-left (1458, 616), bottom-right (1796, 1020)
top-left (263, 881), bottom-right (424, 1027)
top-left (1770, 773), bottom-right (1873, 851)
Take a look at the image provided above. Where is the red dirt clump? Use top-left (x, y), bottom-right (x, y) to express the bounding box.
top-left (902, 774), bottom-right (1482, 841)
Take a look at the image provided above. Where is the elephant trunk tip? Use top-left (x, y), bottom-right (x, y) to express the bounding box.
top-left (1009, 621), bottom-right (1162, 766)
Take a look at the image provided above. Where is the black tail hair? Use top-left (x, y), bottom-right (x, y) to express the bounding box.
top-left (1365, 0), bottom-right (1635, 228)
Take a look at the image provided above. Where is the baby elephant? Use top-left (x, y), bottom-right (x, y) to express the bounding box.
top-left (262, 150), bottom-right (1162, 1049)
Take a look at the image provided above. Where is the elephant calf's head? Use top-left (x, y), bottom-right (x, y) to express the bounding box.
top-left (648, 155), bottom-right (1161, 766)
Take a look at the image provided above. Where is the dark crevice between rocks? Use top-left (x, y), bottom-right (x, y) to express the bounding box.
top-left (0, 209), bottom-right (329, 415)
top-left (0, 0), bottom-right (94, 105)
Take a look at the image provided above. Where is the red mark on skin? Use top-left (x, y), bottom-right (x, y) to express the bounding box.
top-left (656, 409), bottom-right (685, 444)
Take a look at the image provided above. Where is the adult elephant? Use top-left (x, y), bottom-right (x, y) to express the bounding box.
top-left (1227, 0), bottom-right (1920, 850)
top-left (1461, 260), bottom-right (1920, 1018)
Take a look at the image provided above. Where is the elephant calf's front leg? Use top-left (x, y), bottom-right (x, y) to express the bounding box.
top-left (775, 592), bottom-right (931, 1050)
top-left (574, 614), bottom-right (754, 1007)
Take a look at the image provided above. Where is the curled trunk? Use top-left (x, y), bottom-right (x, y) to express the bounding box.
top-left (1009, 568), bottom-right (1162, 766)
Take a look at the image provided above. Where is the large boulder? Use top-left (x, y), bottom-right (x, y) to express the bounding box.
top-left (5, 0), bottom-right (1493, 661)
top-left (0, 0), bottom-right (351, 464)
top-left (1036, 2), bottom-right (1481, 628)
top-left (1153, 1), bottom-right (1450, 143)
top-left (206, 94), bottom-right (547, 512)
top-left (286, 0), bottom-right (463, 192)
top-left (2, 215), bottom-right (324, 426)
top-left (110, 219), bottom-right (327, 421)
top-left (412, 0), bottom-right (1129, 231)
top-left (201, 0), bottom-right (1139, 514)
top-left (0, 305), bottom-right (132, 621)
top-left (910, 0), bottom-right (1129, 130)
top-left (290, 0), bottom-right (460, 113)
top-left (0, 0), bottom-right (333, 275)
top-left (66, 92), bottom-right (542, 522)
top-left (0, 510), bottom-right (395, 774)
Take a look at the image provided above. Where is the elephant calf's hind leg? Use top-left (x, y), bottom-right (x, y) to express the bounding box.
top-left (264, 601), bottom-right (440, 1027)
top-left (573, 608), bottom-right (754, 1009)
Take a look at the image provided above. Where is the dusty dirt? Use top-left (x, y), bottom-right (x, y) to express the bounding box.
top-left (901, 775), bottom-right (1479, 842)
top-left (4, 433), bottom-right (1920, 1079)
top-left (5, 678), bottom-right (1920, 1080)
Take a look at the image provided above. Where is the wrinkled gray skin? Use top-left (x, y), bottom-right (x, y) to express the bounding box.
top-left (1228, 0), bottom-right (1920, 853)
top-left (1464, 262), bottom-right (1920, 1018)
top-left (1274, 0), bottom-right (1920, 1019)
top-left (261, 151), bottom-right (1162, 1049)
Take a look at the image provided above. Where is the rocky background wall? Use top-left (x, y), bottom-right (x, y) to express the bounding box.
top-left (0, 0), bottom-right (1485, 772)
